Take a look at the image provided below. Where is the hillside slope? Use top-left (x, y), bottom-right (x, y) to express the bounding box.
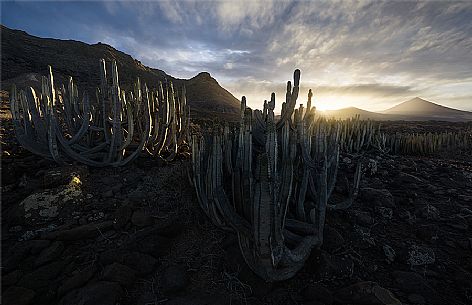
top-left (0, 25), bottom-right (240, 119)
top-left (321, 98), bottom-right (472, 122)
top-left (321, 107), bottom-right (390, 120)
top-left (382, 97), bottom-right (472, 121)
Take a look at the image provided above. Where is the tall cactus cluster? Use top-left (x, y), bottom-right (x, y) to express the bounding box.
top-left (327, 117), bottom-right (472, 156)
top-left (315, 115), bottom-right (384, 154)
top-left (10, 59), bottom-right (189, 166)
top-left (191, 70), bottom-right (362, 281)
top-left (385, 130), bottom-right (472, 155)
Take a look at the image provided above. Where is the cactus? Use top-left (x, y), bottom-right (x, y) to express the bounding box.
top-left (383, 130), bottom-right (472, 156)
top-left (191, 70), bottom-right (362, 281)
top-left (10, 59), bottom-right (190, 166)
top-left (145, 80), bottom-right (190, 160)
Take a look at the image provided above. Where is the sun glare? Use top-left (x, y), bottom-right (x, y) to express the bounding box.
top-left (308, 95), bottom-right (359, 111)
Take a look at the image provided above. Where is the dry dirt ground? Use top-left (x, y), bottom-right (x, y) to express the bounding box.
top-left (2, 102), bottom-right (472, 305)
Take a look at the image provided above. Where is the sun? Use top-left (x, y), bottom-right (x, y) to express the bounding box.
top-left (308, 94), bottom-right (358, 111)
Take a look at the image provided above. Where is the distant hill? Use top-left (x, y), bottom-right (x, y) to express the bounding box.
top-left (185, 72), bottom-right (242, 119)
top-left (322, 107), bottom-right (389, 120)
top-left (321, 98), bottom-right (472, 122)
top-left (0, 25), bottom-right (240, 120)
top-left (381, 97), bottom-right (472, 121)
top-left (2, 25), bottom-right (471, 122)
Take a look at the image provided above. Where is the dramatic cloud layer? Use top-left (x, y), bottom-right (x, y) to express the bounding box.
top-left (3, 0), bottom-right (472, 111)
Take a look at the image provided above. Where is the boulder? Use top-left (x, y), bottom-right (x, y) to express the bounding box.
top-left (316, 252), bottom-right (354, 280)
top-left (335, 281), bottom-right (401, 305)
top-left (323, 226), bottom-right (345, 254)
top-left (42, 166), bottom-right (88, 188)
top-left (59, 281), bottom-right (123, 305)
top-left (2, 286), bottom-right (36, 305)
top-left (3, 240), bottom-right (50, 272)
top-left (100, 249), bottom-right (157, 276)
top-left (352, 210), bottom-right (374, 226)
top-left (416, 204), bottom-right (440, 220)
top-left (392, 271), bottom-right (442, 304)
top-left (20, 175), bottom-right (82, 222)
top-left (407, 245), bottom-right (435, 267)
top-left (2, 270), bottom-right (24, 287)
top-left (18, 260), bottom-right (67, 290)
top-left (101, 263), bottom-right (137, 287)
top-left (35, 241), bottom-right (64, 266)
top-left (41, 221), bottom-right (113, 240)
top-left (57, 265), bottom-right (96, 297)
top-left (159, 265), bottom-right (189, 294)
top-left (113, 204), bottom-right (132, 229)
top-left (360, 188), bottom-right (395, 208)
top-left (302, 282), bottom-right (333, 305)
top-left (131, 210), bottom-right (154, 227)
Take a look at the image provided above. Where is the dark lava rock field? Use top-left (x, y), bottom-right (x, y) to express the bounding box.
top-left (2, 106), bottom-right (472, 305)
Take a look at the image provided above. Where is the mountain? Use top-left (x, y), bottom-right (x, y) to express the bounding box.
top-left (2, 25), bottom-right (471, 122)
top-left (381, 97), bottom-right (472, 121)
top-left (0, 25), bottom-right (240, 119)
top-left (320, 98), bottom-right (472, 122)
top-left (321, 107), bottom-right (389, 120)
top-left (185, 72), bottom-right (242, 119)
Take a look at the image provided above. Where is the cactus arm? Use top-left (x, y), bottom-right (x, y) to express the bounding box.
top-left (111, 84), bottom-right (151, 166)
top-left (192, 135), bottom-right (211, 213)
top-left (25, 88), bottom-right (47, 142)
top-left (276, 69), bottom-right (300, 130)
top-left (327, 146), bottom-right (340, 198)
top-left (105, 60), bottom-right (121, 163)
top-left (296, 169), bottom-right (309, 221)
top-left (327, 162), bottom-right (362, 210)
top-left (44, 66), bottom-right (62, 163)
top-left (10, 85), bottom-right (51, 158)
top-left (118, 91), bottom-right (133, 150)
top-left (62, 94), bottom-right (91, 146)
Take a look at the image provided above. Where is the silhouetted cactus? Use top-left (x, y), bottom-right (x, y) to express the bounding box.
top-left (191, 70), bottom-right (362, 281)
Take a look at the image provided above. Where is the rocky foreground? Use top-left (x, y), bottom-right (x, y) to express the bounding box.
top-left (2, 118), bottom-right (472, 305)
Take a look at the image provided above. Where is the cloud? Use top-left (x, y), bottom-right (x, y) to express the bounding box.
top-left (215, 0), bottom-right (291, 32)
top-left (2, 0), bottom-right (472, 111)
top-left (224, 77), bottom-right (420, 111)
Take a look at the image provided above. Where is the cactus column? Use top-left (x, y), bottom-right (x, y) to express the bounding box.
top-left (191, 69), bottom-right (362, 281)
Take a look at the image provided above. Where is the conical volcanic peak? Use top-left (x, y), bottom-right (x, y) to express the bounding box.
top-left (383, 97), bottom-right (466, 115)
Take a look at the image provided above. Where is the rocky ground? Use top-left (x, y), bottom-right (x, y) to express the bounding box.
top-left (2, 108), bottom-right (472, 305)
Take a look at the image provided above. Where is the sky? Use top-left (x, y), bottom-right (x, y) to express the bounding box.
top-left (2, 0), bottom-right (472, 112)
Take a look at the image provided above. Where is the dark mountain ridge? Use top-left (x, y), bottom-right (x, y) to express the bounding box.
top-left (0, 25), bottom-right (240, 118)
top-left (2, 25), bottom-right (470, 122)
